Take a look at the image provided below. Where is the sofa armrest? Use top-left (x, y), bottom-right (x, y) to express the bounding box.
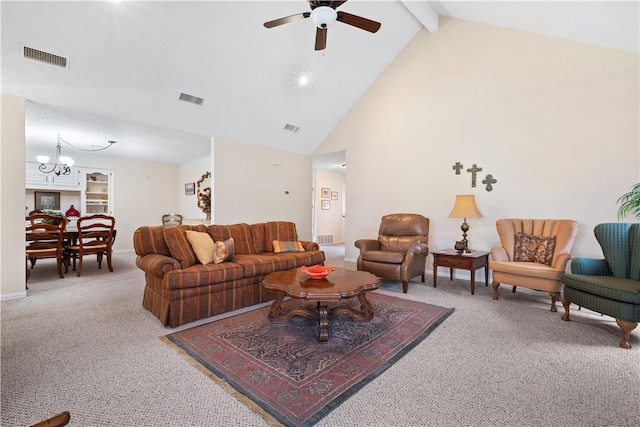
top-left (354, 239), bottom-right (381, 252)
top-left (299, 240), bottom-right (319, 251)
top-left (491, 246), bottom-right (508, 262)
top-left (136, 253), bottom-right (181, 279)
top-left (570, 257), bottom-right (612, 276)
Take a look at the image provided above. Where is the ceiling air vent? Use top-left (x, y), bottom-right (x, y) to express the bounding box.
top-left (284, 123), bottom-right (300, 133)
top-left (178, 92), bottom-right (204, 106)
top-left (23, 46), bottom-right (67, 68)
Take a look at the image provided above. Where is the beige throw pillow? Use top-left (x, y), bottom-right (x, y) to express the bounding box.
top-left (185, 230), bottom-right (216, 265)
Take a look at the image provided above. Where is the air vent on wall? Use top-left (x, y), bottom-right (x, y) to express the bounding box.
top-left (284, 123), bottom-right (300, 133)
top-left (178, 92), bottom-right (204, 106)
top-left (23, 45), bottom-right (67, 68)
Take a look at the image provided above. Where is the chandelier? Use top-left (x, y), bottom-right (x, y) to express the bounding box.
top-left (37, 134), bottom-right (116, 176)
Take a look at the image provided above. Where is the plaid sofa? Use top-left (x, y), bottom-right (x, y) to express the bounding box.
top-left (133, 221), bottom-right (325, 327)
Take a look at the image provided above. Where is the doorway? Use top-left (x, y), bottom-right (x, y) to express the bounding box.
top-left (312, 150), bottom-right (345, 245)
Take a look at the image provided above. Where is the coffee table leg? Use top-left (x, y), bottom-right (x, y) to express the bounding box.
top-left (317, 302), bottom-right (329, 343)
top-left (357, 292), bottom-right (374, 320)
top-left (268, 292), bottom-right (285, 322)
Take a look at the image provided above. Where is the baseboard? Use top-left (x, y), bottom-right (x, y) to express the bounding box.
top-left (0, 291), bottom-right (27, 301)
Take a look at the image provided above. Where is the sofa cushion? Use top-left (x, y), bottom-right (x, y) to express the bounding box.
top-left (164, 225), bottom-right (207, 269)
top-left (272, 240), bottom-right (305, 253)
top-left (134, 226), bottom-right (171, 257)
top-left (251, 223), bottom-right (266, 253)
top-left (214, 238), bottom-right (235, 264)
top-left (270, 251), bottom-right (326, 270)
top-left (207, 223), bottom-right (256, 255)
top-left (513, 232), bottom-right (556, 266)
top-left (264, 222), bottom-right (298, 252)
top-left (163, 262), bottom-right (245, 290)
top-left (186, 230), bottom-right (216, 265)
top-left (234, 254), bottom-right (290, 277)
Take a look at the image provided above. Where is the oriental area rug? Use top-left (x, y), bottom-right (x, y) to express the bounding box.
top-left (163, 292), bottom-right (453, 427)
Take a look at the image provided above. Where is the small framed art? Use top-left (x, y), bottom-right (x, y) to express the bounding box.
top-left (321, 200), bottom-right (331, 210)
top-left (321, 187), bottom-right (331, 198)
top-left (34, 191), bottom-right (61, 210)
top-left (185, 183), bottom-right (195, 195)
top-left (331, 191), bottom-right (338, 200)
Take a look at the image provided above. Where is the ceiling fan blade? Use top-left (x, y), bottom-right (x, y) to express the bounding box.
top-left (336, 11), bottom-right (381, 33)
top-left (315, 27), bottom-right (327, 51)
top-left (330, 1), bottom-right (348, 9)
top-left (264, 12), bottom-right (310, 28)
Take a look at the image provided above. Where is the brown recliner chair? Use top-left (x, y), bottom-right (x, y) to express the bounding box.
top-left (490, 219), bottom-right (579, 312)
top-left (355, 213), bottom-right (429, 293)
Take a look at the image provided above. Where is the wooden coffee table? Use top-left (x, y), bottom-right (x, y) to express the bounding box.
top-left (262, 268), bottom-right (381, 343)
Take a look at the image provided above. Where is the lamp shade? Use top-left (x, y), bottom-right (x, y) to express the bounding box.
top-left (448, 195), bottom-right (482, 219)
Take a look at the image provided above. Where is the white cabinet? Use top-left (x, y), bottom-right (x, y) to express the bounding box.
top-left (80, 168), bottom-right (113, 215)
top-left (25, 162), bottom-right (81, 190)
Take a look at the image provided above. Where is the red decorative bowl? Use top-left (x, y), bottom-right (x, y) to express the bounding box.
top-left (300, 265), bottom-right (335, 280)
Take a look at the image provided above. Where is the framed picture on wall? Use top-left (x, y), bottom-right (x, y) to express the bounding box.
top-left (185, 182), bottom-right (195, 195)
top-left (34, 191), bottom-right (61, 210)
top-left (321, 187), bottom-right (331, 198)
top-left (321, 200), bottom-right (331, 210)
top-left (331, 191), bottom-right (338, 200)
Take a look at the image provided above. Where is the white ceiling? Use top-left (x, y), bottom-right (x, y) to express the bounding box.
top-left (2, 1), bottom-right (638, 165)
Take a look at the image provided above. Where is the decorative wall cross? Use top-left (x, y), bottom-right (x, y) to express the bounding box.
top-left (452, 161), bottom-right (498, 191)
top-left (466, 164), bottom-right (482, 187)
top-left (452, 162), bottom-right (463, 175)
top-left (482, 174), bottom-right (497, 192)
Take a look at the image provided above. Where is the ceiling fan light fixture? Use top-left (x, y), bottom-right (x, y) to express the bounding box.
top-left (311, 6), bottom-right (337, 28)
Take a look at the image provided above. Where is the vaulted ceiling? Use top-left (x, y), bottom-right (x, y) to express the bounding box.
top-left (2, 1), bottom-right (638, 164)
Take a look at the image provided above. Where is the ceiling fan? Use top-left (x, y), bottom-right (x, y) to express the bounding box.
top-left (264, 1), bottom-right (381, 51)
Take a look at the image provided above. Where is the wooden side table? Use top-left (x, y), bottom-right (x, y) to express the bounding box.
top-left (432, 249), bottom-right (490, 295)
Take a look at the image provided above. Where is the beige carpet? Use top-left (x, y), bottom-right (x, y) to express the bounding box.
top-left (1, 248), bottom-right (639, 426)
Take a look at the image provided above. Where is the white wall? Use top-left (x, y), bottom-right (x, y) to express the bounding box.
top-left (314, 169), bottom-right (345, 243)
top-left (214, 138), bottom-right (313, 240)
top-left (179, 155), bottom-right (211, 220)
top-left (315, 19), bottom-right (640, 264)
top-left (1, 93), bottom-right (27, 299)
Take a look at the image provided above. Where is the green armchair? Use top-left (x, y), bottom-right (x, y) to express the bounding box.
top-left (561, 223), bottom-right (640, 348)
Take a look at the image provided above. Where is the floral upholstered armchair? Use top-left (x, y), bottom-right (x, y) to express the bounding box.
top-left (489, 219), bottom-right (579, 312)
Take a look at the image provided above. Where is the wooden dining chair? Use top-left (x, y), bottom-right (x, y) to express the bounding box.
top-left (29, 411), bottom-right (70, 427)
top-left (26, 213), bottom-right (67, 280)
top-left (162, 213), bottom-right (183, 226)
top-left (64, 214), bottom-right (115, 277)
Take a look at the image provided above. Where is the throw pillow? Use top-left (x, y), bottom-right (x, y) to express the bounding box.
top-left (272, 240), bottom-right (306, 254)
top-left (214, 238), bottom-right (235, 264)
top-left (186, 230), bottom-right (216, 265)
top-left (513, 232), bottom-right (556, 266)
top-left (164, 226), bottom-right (201, 268)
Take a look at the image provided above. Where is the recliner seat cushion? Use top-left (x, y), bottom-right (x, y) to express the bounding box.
top-left (362, 250), bottom-right (405, 264)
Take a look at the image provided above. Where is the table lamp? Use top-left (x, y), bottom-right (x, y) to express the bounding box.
top-left (448, 194), bottom-right (482, 253)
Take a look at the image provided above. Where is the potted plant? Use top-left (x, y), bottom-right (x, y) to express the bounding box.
top-left (40, 209), bottom-right (68, 226)
top-left (617, 183), bottom-right (640, 220)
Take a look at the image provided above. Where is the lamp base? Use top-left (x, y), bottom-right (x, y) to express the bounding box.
top-left (460, 221), bottom-right (471, 253)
